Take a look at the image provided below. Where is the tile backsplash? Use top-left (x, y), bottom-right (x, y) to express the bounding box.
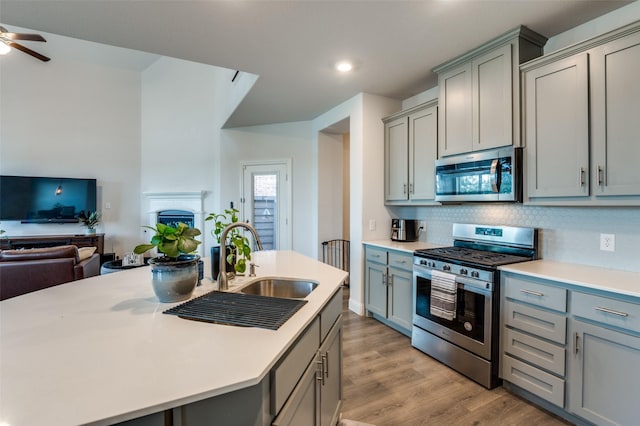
top-left (392, 205), bottom-right (640, 273)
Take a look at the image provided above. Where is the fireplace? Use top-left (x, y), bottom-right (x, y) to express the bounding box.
top-left (143, 191), bottom-right (205, 257)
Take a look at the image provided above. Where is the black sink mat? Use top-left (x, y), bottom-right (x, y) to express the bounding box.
top-left (163, 291), bottom-right (308, 330)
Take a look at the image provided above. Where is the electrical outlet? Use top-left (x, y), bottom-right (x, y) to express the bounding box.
top-left (600, 233), bottom-right (615, 252)
top-left (418, 220), bottom-right (426, 230)
top-left (369, 220), bottom-right (376, 231)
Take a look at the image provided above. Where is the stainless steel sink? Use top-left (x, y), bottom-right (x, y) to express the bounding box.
top-left (240, 278), bottom-right (318, 299)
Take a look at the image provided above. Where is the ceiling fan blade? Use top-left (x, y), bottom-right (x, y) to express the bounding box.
top-left (7, 41), bottom-right (50, 62)
top-left (4, 32), bottom-right (47, 42)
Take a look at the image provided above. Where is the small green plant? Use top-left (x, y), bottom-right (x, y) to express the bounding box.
top-left (205, 208), bottom-right (252, 274)
top-left (78, 211), bottom-right (101, 230)
top-left (134, 222), bottom-right (201, 259)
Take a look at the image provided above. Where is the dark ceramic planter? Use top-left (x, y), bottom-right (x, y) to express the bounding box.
top-left (149, 254), bottom-right (200, 303)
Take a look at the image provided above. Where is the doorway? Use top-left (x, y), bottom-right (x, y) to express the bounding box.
top-left (318, 119), bottom-right (350, 253)
top-left (241, 160), bottom-right (292, 250)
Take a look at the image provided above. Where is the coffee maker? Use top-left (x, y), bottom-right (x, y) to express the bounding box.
top-left (391, 219), bottom-right (419, 242)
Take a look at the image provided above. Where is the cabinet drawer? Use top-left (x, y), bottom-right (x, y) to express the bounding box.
top-left (320, 288), bottom-right (343, 343)
top-left (504, 299), bottom-right (566, 344)
top-left (502, 355), bottom-right (565, 408)
top-left (271, 317), bottom-right (320, 414)
top-left (365, 246), bottom-right (387, 264)
top-left (503, 327), bottom-right (565, 376)
top-left (388, 251), bottom-right (412, 272)
top-left (571, 291), bottom-right (640, 334)
top-left (504, 275), bottom-right (567, 312)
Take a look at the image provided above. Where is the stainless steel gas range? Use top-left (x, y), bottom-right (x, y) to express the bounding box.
top-left (412, 223), bottom-right (538, 389)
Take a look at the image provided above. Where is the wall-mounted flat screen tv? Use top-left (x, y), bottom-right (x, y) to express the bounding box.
top-left (0, 175), bottom-right (97, 223)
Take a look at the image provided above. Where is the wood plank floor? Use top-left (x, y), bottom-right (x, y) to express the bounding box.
top-left (340, 289), bottom-right (571, 426)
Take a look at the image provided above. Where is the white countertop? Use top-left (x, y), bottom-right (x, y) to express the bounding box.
top-left (363, 239), bottom-right (444, 254)
top-left (500, 260), bottom-right (640, 299)
top-left (0, 250), bottom-right (347, 426)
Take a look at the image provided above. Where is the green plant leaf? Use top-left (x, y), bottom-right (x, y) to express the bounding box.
top-left (178, 238), bottom-right (199, 254)
top-left (159, 240), bottom-right (179, 258)
top-left (133, 244), bottom-right (155, 255)
top-left (182, 227), bottom-right (201, 237)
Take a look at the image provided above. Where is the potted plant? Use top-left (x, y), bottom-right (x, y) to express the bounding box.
top-left (205, 207), bottom-right (253, 278)
top-left (133, 222), bottom-right (202, 303)
top-left (78, 211), bottom-right (101, 234)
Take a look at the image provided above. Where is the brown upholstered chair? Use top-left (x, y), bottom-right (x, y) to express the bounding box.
top-left (0, 245), bottom-right (100, 300)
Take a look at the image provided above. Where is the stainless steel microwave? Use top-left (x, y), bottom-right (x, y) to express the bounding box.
top-left (435, 147), bottom-right (522, 203)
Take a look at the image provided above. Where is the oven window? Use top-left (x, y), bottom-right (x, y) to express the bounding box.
top-left (415, 275), bottom-right (486, 343)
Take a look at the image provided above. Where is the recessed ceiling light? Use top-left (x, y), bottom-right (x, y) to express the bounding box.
top-left (335, 61), bottom-right (353, 72)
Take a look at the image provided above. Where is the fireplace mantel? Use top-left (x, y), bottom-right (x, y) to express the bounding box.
top-left (143, 191), bottom-right (206, 256)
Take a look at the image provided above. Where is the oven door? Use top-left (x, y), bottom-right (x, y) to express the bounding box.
top-left (413, 264), bottom-right (493, 360)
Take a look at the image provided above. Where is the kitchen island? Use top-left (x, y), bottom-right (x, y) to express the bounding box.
top-left (0, 250), bottom-right (348, 426)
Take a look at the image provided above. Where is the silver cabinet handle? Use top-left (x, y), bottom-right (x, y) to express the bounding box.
top-left (595, 306), bottom-right (629, 317)
top-left (403, 183), bottom-right (407, 194)
top-left (579, 167), bottom-right (586, 187)
top-left (387, 274), bottom-right (394, 286)
top-left (575, 332), bottom-right (580, 355)
top-left (409, 183), bottom-right (414, 194)
top-left (597, 165), bottom-right (604, 186)
top-left (316, 356), bottom-right (325, 385)
top-left (394, 259), bottom-right (408, 265)
top-left (382, 273), bottom-right (387, 286)
top-left (520, 289), bottom-right (544, 297)
top-left (323, 352), bottom-right (329, 379)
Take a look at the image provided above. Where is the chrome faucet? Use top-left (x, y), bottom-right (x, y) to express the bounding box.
top-left (218, 222), bottom-right (264, 291)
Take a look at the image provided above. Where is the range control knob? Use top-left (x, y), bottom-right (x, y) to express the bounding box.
top-left (420, 259), bottom-right (427, 266)
top-left (430, 261), bottom-right (436, 268)
top-left (443, 265), bottom-right (451, 272)
top-left (459, 268), bottom-right (468, 275)
top-left (471, 271), bottom-right (480, 278)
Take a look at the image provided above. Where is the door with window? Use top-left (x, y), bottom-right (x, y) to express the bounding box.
top-left (241, 161), bottom-right (291, 250)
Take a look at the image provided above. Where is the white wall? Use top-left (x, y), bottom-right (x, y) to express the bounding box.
top-left (318, 131), bottom-right (345, 245)
top-left (0, 28), bottom-right (143, 255)
top-left (544, 1), bottom-right (640, 53)
top-left (313, 93), bottom-right (401, 315)
top-left (140, 57), bottom-right (234, 254)
top-left (220, 121), bottom-right (315, 257)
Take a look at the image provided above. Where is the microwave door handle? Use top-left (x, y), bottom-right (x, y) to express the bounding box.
top-left (490, 159), bottom-right (499, 193)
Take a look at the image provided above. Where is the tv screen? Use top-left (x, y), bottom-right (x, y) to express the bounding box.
top-left (0, 175), bottom-right (97, 223)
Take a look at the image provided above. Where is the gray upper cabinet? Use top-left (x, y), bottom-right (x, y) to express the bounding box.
top-left (524, 53), bottom-right (590, 198)
top-left (383, 101), bottom-right (438, 205)
top-left (435, 26), bottom-right (546, 157)
top-left (591, 30), bottom-right (640, 198)
top-left (522, 22), bottom-right (640, 205)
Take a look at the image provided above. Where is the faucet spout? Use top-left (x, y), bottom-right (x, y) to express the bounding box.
top-left (218, 222), bottom-right (263, 291)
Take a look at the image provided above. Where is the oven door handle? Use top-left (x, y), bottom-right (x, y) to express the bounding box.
top-left (456, 276), bottom-right (493, 294)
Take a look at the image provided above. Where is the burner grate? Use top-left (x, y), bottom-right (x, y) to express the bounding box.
top-left (164, 291), bottom-right (307, 330)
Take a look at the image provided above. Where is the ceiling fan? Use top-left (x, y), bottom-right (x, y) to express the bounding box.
top-left (0, 26), bottom-right (50, 62)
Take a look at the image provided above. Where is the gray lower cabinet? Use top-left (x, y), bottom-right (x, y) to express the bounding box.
top-left (501, 271), bottom-right (640, 425)
top-left (273, 290), bottom-right (343, 426)
top-left (365, 245), bottom-right (413, 336)
top-left (567, 292), bottom-right (640, 426)
top-left (500, 274), bottom-right (567, 408)
top-left (273, 318), bottom-right (342, 426)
